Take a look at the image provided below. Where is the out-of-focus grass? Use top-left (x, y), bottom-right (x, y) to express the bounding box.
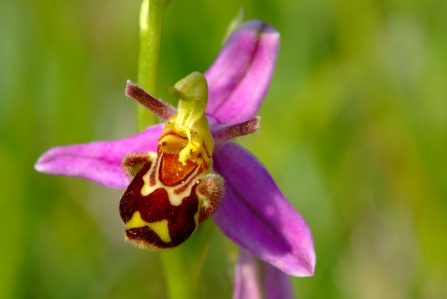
top-left (1, 0), bottom-right (446, 298)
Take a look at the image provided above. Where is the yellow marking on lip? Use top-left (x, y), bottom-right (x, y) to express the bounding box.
top-left (126, 211), bottom-right (147, 229)
top-left (147, 220), bottom-right (171, 243)
top-left (140, 152), bottom-right (159, 197)
top-left (141, 170), bottom-right (152, 196)
top-left (126, 211), bottom-right (172, 243)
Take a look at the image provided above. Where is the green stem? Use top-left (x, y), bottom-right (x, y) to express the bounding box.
top-left (160, 221), bottom-right (216, 299)
top-left (136, 0), bottom-right (164, 131)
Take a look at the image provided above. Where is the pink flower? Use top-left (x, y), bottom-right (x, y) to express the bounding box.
top-left (35, 20), bottom-right (315, 282)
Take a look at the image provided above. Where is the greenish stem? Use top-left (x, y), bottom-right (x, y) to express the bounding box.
top-left (160, 221), bottom-right (216, 299)
top-left (136, 0), bottom-right (165, 131)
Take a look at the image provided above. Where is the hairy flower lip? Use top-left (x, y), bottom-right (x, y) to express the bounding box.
top-left (34, 20), bottom-right (315, 277)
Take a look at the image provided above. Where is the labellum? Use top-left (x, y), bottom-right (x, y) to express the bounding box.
top-left (119, 72), bottom-right (224, 250)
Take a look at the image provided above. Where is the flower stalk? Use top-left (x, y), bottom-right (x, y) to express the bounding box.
top-left (160, 221), bottom-right (216, 299)
top-left (137, 0), bottom-right (165, 130)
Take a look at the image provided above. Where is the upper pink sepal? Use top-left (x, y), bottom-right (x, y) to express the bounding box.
top-left (205, 20), bottom-right (279, 125)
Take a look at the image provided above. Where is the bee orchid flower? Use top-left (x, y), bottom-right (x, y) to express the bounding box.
top-left (35, 20), bottom-right (315, 277)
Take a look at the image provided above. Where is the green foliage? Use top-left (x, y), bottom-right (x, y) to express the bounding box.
top-left (1, 0), bottom-right (446, 298)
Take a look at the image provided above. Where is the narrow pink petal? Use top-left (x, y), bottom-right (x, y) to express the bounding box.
top-left (233, 248), bottom-right (263, 299)
top-left (125, 81), bottom-right (177, 120)
top-left (233, 248), bottom-right (295, 299)
top-left (35, 124), bottom-right (163, 188)
top-left (212, 117), bottom-right (260, 144)
top-left (205, 20), bottom-right (279, 124)
top-left (212, 142), bottom-right (316, 276)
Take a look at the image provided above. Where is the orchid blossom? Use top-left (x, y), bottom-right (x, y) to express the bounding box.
top-left (35, 20), bottom-right (315, 281)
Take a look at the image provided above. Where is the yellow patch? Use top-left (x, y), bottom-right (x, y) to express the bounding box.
top-left (126, 211), bottom-right (147, 229)
top-left (178, 138), bottom-right (201, 165)
top-left (141, 170), bottom-right (152, 196)
top-left (126, 211), bottom-right (172, 243)
top-left (147, 220), bottom-right (171, 243)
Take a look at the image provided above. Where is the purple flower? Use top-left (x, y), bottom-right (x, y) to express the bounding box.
top-left (35, 20), bottom-right (315, 277)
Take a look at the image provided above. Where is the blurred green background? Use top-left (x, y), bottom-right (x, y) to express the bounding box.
top-left (1, 0), bottom-right (446, 298)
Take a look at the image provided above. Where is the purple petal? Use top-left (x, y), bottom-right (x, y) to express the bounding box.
top-left (212, 142), bottom-right (315, 276)
top-left (233, 248), bottom-right (263, 299)
top-left (233, 248), bottom-right (295, 299)
top-left (35, 124), bottom-right (163, 188)
top-left (205, 20), bottom-right (279, 124)
top-left (263, 256), bottom-right (295, 299)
